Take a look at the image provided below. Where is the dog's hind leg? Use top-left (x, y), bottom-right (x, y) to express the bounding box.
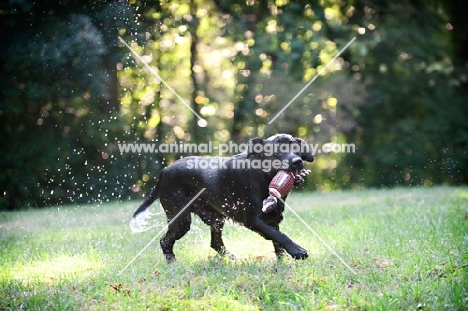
top-left (193, 205), bottom-right (233, 259)
top-left (210, 220), bottom-right (234, 259)
top-left (160, 210), bottom-right (191, 263)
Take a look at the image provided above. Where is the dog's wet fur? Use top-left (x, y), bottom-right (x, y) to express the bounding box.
top-left (130, 134), bottom-right (314, 263)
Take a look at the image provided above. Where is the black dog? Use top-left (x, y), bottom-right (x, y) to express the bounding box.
top-left (130, 134), bottom-right (314, 263)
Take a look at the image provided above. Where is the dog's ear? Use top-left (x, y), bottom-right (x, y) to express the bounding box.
top-left (294, 137), bottom-right (314, 162)
top-left (247, 137), bottom-right (264, 157)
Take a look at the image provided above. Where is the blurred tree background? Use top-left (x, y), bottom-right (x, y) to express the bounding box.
top-left (0, 0), bottom-right (466, 210)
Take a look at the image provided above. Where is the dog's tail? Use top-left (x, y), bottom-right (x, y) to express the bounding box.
top-left (129, 171), bottom-right (163, 233)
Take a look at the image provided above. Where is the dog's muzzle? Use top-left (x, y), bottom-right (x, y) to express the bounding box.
top-left (290, 156), bottom-right (304, 171)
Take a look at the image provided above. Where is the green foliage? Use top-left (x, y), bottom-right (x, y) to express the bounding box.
top-left (0, 0), bottom-right (467, 209)
top-left (213, 0), bottom-right (347, 141)
top-left (340, 0), bottom-right (468, 188)
top-left (0, 1), bottom-right (144, 209)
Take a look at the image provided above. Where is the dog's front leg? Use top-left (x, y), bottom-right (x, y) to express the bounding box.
top-left (247, 218), bottom-right (308, 260)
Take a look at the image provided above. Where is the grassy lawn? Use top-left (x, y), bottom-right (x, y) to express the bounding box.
top-left (1, 186), bottom-right (467, 310)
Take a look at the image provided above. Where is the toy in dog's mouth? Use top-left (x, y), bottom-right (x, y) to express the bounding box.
top-left (262, 169), bottom-right (311, 213)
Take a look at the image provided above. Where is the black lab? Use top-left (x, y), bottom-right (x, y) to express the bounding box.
top-left (130, 134), bottom-right (314, 263)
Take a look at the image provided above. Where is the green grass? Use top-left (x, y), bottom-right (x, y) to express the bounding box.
top-left (1, 186), bottom-right (467, 310)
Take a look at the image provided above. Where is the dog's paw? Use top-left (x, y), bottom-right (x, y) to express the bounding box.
top-left (292, 250), bottom-right (308, 260)
top-left (288, 245), bottom-right (308, 260)
top-left (165, 254), bottom-right (176, 264)
top-left (220, 250), bottom-right (236, 261)
top-left (275, 250), bottom-right (286, 260)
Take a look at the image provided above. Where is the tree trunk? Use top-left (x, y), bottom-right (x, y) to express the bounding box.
top-left (188, 0), bottom-right (204, 144)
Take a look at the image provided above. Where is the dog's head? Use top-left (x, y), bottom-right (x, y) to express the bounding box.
top-left (247, 134), bottom-right (314, 173)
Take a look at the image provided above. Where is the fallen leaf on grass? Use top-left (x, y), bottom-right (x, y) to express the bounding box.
top-left (313, 277), bottom-right (327, 287)
top-left (109, 283), bottom-right (130, 296)
top-left (427, 266), bottom-right (447, 279)
top-left (324, 304), bottom-right (339, 310)
top-left (373, 258), bottom-right (394, 272)
top-left (373, 258), bottom-right (394, 268)
top-left (347, 281), bottom-right (361, 290)
top-left (427, 263), bottom-right (468, 279)
top-left (352, 259), bottom-right (362, 267)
